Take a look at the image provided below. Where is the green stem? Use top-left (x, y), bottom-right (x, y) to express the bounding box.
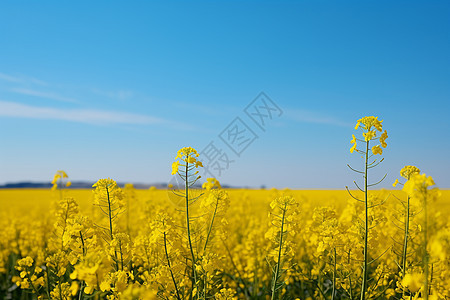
top-left (423, 189), bottom-right (429, 300)
top-left (164, 231), bottom-right (182, 300)
top-left (46, 262), bottom-right (51, 300)
top-left (185, 162), bottom-right (197, 299)
top-left (203, 274), bottom-right (207, 300)
top-left (106, 185), bottom-right (119, 271)
top-left (80, 231), bottom-right (86, 257)
top-left (59, 277), bottom-right (63, 299)
top-left (119, 240), bottom-right (124, 271)
top-left (332, 248), bottom-right (336, 300)
top-left (360, 140), bottom-right (369, 300)
top-left (78, 281), bottom-right (85, 300)
top-left (79, 231), bottom-right (86, 300)
top-left (401, 173), bottom-right (414, 282)
top-left (203, 199), bottom-right (219, 253)
top-left (26, 272), bottom-right (41, 296)
top-left (348, 250), bottom-right (354, 300)
top-left (61, 198), bottom-right (70, 250)
top-left (349, 275), bottom-right (354, 300)
top-left (401, 195), bottom-right (410, 276)
top-left (271, 204), bottom-right (287, 300)
top-left (429, 264), bottom-right (433, 297)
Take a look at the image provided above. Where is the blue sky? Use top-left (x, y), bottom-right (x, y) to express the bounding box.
top-left (0, 1), bottom-right (449, 189)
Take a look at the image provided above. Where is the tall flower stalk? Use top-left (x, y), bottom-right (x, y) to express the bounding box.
top-left (392, 166), bottom-right (421, 280)
top-left (92, 178), bottom-right (124, 271)
top-left (402, 173), bottom-right (437, 299)
top-left (266, 195), bottom-right (298, 300)
top-left (171, 147), bottom-right (203, 298)
top-left (347, 116), bottom-right (388, 300)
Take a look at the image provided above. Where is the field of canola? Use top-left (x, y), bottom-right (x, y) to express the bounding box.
top-left (0, 116), bottom-right (449, 300)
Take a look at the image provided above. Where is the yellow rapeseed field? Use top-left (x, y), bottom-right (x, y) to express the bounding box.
top-left (0, 117), bottom-right (449, 300)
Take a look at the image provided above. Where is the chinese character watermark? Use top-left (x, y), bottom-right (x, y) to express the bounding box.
top-left (168, 92), bottom-right (282, 204)
top-left (197, 92), bottom-right (282, 180)
top-left (219, 117), bottom-right (258, 157)
top-left (244, 92), bottom-right (283, 131)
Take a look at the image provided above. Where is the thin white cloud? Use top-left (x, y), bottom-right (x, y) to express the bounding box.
top-left (0, 72), bottom-right (21, 83)
top-left (0, 72), bottom-right (48, 86)
top-left (28, 78), bottom-right (48, 86)
top-left (10, 88), bottom-right (78, 103)
top-left (285, 108), bottom-right (352, 127)
top-left (92, 88), bottom-right (134, 101)
top-left (0, 100), bottom-right (171, 126)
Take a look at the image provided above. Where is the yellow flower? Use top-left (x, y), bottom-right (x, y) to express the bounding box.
top-left (172, 147), bottom-right (203, 176)
top-left (51, 174), bottom-right (61, 185)
top-left (51, 282), bottom-right (72, 299)
top-left (380, 130), bottom-right (388, 148)
top-left (393, 179), bottom-right (399, 187)
top-left (402, 173), bottom-right (434, 196)
top-left (17, 256), bottom-right (34, 268)
top-left (350, 134), bottom-right (357, 153)
top-left (100, 280), bottom-right (111, 292)
top-left (70, 282), bottom-right (79, 296)
top-left (400, 165), bottom-right (420, 179)
top-left (175, 147), bottom-right (199, 160)
top-left (171, 161), bottom-right (180, 175)
top-left (355, 116), bottom-right (383, 131)
top-left (215, 288), bottom-right (236, 300)
top-left (202, 178), bottom-right (221, 190)
top-left (51, 170), bottom-right (70, 191)
top-left (401, 273), bottom-right (423, 293)
top-left (92, 178), bottom-right (124, 210)
top-left (363, 130), bottom-right (376, 141)
top-left (371, 145), bottom-right (382, 155)
top-left (84, 285), bottom-right (94, 294)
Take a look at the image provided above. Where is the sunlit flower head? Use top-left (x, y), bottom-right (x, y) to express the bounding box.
top-left (354, 116), bottom-right (383, 132)
top-left (175, 147), bottom-right (199, 160)
top-left (172, 147), bottom-right (203, 176)
top-left (400, 165), bottom-right (421, 179)
top-left (202, 178), bottom-right (221, 190)
top-left (92, 178), bottom-right (124, 208)
top-left (351, 116), bottom-right (387, 156)
top-left (393, 165), bottom-right (421, 188)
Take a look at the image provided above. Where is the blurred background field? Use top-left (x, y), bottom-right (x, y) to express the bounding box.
top-left (2, 188), bottom-right (449, 214)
